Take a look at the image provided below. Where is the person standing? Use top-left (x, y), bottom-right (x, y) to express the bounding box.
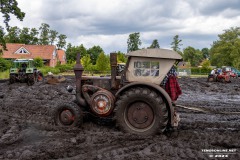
top-left (161, 66), bottom-right (182, 105)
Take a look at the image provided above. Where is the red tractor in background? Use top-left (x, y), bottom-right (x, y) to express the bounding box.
top-left (222, 66), bottom-right (238, 78)
top-left (207, 67), bottom-right (232, 83)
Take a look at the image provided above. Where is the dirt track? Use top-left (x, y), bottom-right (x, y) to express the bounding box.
top-left (0, 76), bottom-right (239, 160)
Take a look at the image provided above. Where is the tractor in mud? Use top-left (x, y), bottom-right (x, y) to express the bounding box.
top-left (53, 49), bottom-right (182, 136)
top-left (207, 68), bottom-right (231, 83)
top-left (9, 59), bottom-right (44, 85)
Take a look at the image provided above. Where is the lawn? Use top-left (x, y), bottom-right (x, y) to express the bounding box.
top-left (0, 70), bottom-right (9, 79)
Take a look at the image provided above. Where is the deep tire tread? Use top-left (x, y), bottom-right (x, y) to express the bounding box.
top-left (114, 87), bottom-right (169, 136)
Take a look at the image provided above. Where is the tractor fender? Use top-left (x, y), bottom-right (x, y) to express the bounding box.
top-left (115, 82), bottom-right (174, 127)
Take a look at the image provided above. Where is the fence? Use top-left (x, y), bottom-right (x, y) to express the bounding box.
top-left (177, 68), bottom-right (191, 77)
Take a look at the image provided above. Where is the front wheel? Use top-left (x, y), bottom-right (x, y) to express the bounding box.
top-left (207, 75), bottom-right (215, 82)
top-left (37, 72), bottom-right (44, 82)
top-left (114, 87), bottom-right (168, 136)
top-left (53, 103), bottom-right (83, 128)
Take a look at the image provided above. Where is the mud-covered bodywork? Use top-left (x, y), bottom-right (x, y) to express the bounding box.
top-left (112, 49), bottom-right (183, 128)
top-left (9, 59), bottom-right (44, 85)
top-left (54, 48), bottom-right (183, 136)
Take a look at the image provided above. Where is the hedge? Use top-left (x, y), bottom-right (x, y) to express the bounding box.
top-left (190, 67), bottom-right (212, 75)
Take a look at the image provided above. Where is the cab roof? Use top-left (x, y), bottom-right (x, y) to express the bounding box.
top-left (13, 59), bottom-right (34, 63)
top-left (126, 48), bottom-right (182, 60)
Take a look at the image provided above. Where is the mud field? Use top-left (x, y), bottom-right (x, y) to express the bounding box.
top-left (0, 76), bottom-right (239, 160)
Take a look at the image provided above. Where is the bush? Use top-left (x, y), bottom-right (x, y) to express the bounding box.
top-left (38, 63), bottom-right (75, 75)
top-left (55, 63), bottom-right (74, 72)
top-left (0, 58), bottom-right (12, 72)
top-left (191, 67), bottom-right (211, 75)
top-left (38, 66), bottom-right (60, 75)
top-left (34, 57), bottom-right (44, 67)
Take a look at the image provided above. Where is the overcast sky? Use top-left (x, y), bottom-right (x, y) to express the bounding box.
top-left (1, 0), bottom-right (240, 53)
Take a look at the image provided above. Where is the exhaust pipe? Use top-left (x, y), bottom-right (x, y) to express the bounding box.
top-left (74, 53), bottom-right (87, 107)
top-left (110, 53), bottom-right (117, 89)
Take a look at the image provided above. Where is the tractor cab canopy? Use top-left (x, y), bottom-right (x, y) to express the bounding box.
top-left (125, 49), bottom-right (182, 85)
top-left (13, 59), bottom-right (34, 63)
top-left (13, 59), bottom-right (34, 68)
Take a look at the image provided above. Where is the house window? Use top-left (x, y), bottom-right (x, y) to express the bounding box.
top-left (15, 47), bottom-right (29, 54)
top-left (134, 61), bottom-right (159, 77)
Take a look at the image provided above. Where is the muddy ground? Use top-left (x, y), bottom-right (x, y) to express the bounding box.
top-left (0, 76), bottom-right (239, 160)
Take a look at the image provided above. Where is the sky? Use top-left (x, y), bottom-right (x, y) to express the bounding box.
top-left (1, 0), bottom-right (240, 53)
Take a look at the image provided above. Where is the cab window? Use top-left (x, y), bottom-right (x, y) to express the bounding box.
top-left (133, 61), bottom-right (159, 77)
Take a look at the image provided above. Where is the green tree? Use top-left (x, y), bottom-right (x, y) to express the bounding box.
top-left (33, 57), bottom-right (44, 67)
top-left (171, 35), bottom-right (182, 53)
top-left (0, 0), bottom-right (25, 48)
top-left (210, 27), bottom-right (240, 69)
top-left (29, 28), bottom-right (39, 44)
top-left (117, 51), bottom-right (127, 63)
top-left (200, 59), bottom-right (211, 69)
top-left (0, 57), bottom-right (11, 71)
top-left (87, 45), bottom-right (104, 65)
top-left (201, 48), bottom-right (210, 59)
top-left (65, 43), bottom-right (73, 63)
top-left (183, 46), bottom-right (203, 67)
top-left (39, 23), bottom-right (50, 45)
top-left (127, 32), bottom-right (142, 52)
top-left (96, 52), bottom-right (110, 71)
top-left (0, 26), bottom-right (5, 51)
top-left (148, 39), bottom-right (160, 48)
top-left (19, 27), bottom-right (31, 44)
top-left (49, 30), bottom-right (58, 45)
top-left (4, 26), bottom-right (21, 43)
top-left (81, 54), bottom-right (93, 70)
top-left (0, 0), bottom-right (25, 29)
top-left (66, 43), bottom-right (87, 63)
top-left (56, 34), bottom-right (67, 49)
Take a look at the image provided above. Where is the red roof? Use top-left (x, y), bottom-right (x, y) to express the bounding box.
top-left (57, 49), bottom-right (66, 63)
top-left (1, 43), bottom-right (56, 60)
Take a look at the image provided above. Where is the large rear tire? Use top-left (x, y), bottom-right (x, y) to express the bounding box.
top-left (37, 71), bottom-right (44, 82)
top-left (114, 87), bottom-right (168, 136)
top-left (53, 103), bottom-right (83, 128)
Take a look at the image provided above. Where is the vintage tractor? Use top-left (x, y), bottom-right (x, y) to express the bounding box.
top-left (9, 59), bottom-right (44, 85)
top-left (53, 49), bottom-right (182, 136)
top-left (207, 68), bottom-right (231, 83)
top-left (207, 74), bottom-right (231, 83)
